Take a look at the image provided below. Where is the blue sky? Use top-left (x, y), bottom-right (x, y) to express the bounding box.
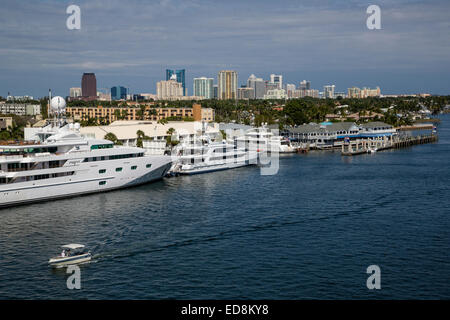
top-left (0, 0), bottom-right (449, 98)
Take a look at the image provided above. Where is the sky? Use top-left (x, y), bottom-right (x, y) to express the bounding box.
top-left (0, 0), bottom-right (449, 98)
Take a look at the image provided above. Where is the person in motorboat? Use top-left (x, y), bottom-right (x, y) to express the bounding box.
top-left (49, 244), bottom-right (92, 267)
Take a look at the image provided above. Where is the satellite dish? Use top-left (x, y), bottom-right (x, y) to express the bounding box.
top-left (50, 96), bottom-right (66, 114)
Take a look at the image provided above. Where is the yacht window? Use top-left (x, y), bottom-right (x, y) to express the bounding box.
top-left (116, 167), bottom-right (123, 172)
top-left (99, 169), bottom-right (106, 174)
top-left (146, 164), bottom-right (152, 168)
top-left (99, 181), bottom-right (107, 186)
top-left (91, 144), bottom-right (113, 150)
top-left (49, 161), bottom-right (60, 168)
top-left (131, 166), bottom-right (137, 170)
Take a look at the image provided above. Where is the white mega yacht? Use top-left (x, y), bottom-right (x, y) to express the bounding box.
top-left (236, 126), bottom-right (296, 154)
top-left (0, 97), bottom-right (172, 208)
top-left (170, 136), bottom-right (257, 175)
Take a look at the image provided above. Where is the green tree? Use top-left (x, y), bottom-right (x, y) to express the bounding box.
top-left (104, 132), bottom-right (122, 145)
top-left (283, 100), bottom-right (309, 125)
top-left (165, 128), bottom-right (179, 150)
top-left (136, 130), bottom-right (145, 147)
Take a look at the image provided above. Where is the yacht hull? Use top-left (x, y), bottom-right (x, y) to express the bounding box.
top-left (49, 253), bottom-right (92, 267)
top-left (179, 159), bottom-right (255, 175)
top-left (0, 157), bottom-right (172, 209)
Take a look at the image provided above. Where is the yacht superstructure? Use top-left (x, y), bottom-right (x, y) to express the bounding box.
top-left (236, 126), bottom-right (296, 153)
top-left (170, 136), bottom-right (257, 175)
top-left (0, 97), bottom-right (172, 208)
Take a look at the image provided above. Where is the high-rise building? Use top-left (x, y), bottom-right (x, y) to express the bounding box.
top-left (360, 87), bottom-right (381, 98)
top-left (111, 86), bottom-right (128, 100)
top-left (69, 87), bottom-right (82, 98)
top-left (286, 84), bottom-right (296, 98)
top-left (306, 89), bottom-right (319, 98)
top-left (166, 69), bottom-right (186, 96)
top-left (264, 89), bottom-right (287, 100)
top-left (157, 79), bottom-right (184, 100)
top-left (193, 77), bottom-right (214, 99)
top-left (81, 73), bottom-right (97, 99)
top-left (98, 91), bottom-right (112, 101)
top-left (218, 70), bottom-right (237, 100)
top-left (299, 80), bottom-right (311, 91)
top-left (323, 85), bottom-right (336, 99)
top-left (265, 81), bottom-right (279, 94)
top-left (213, 85), bottom-right (218, 99)
top-left (270, 74), bottom-right (283, 89)
top-left (247, 74), bottom-right (265, 99)
top-left (237, 87), bottom-right (255, 100)
top-left (347, 86), bottom-right (380, 98)
top-left (292, 89), bottom-right (319, 98)
top-left (347, 87), bottom-right (361, 98)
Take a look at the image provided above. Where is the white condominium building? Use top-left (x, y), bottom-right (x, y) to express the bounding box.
top-left (264, 89), bottom-right (287, 100)
top-left (157, 79), bottom-right (184, 100)
top-left (193, 77), bottom-right (214, 99)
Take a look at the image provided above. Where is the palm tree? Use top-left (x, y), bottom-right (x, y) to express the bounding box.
top-left (136, 130), bottom-right (146, 147)
top-left (7, 123), bottom-right (24, 140)
top-left (157, 118), bottom-right (169, 125)
top-left (166, 128), bottom-right (175, 136)
top-left (104, 132), bottom-right (122, 145)
top-left (121, 109), bottom-right (128, 120)
top-left (114, 109), bottom-right (121, 121)
top-left (137, 130), bottom-right (145, 138)
top-left (165, 128), bottom-right (178, 150)
top-left (139, 105), bottom-right (146, 120)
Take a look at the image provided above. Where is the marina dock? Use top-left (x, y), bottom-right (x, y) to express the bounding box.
top-left (395, 124), bottom-right (434, 131)
top-left (341, 134), bottom-right (438, 156)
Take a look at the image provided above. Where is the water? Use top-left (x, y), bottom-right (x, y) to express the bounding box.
top-left (0, 115), bottom-right (449, 299)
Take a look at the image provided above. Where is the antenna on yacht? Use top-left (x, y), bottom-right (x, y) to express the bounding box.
top-left (48, 89), bottom-right (52, 119)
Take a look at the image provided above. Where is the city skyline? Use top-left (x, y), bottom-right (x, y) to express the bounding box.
top-left (1, 0), bottom-right (450, 97)
top-left (0, 69), bottom-right (395, 101)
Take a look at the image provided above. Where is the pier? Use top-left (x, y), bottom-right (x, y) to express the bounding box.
top-left (341, 134), bottom-right (438, 156)
top-left (395, 124), bottom-right (434, 131)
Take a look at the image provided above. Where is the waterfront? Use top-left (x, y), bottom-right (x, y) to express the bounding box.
top-left (0, 115), bottom-right (449, 299)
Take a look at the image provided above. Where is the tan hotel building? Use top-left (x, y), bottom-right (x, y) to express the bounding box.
top-left (66, 103), bottom-right (215, 123)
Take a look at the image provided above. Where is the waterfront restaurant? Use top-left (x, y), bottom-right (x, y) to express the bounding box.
top-left (282, 121), bottom-right (394, 148)
top-left (359, 122), bottom-right (396, 137)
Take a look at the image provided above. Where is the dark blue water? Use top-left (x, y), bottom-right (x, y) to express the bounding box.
top-left (1, 115), bottom-right (449, 299)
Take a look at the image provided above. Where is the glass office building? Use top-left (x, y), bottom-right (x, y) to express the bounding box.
top-left (166, 69), bottom-right (186, 96)
top-left (111, 86), bottom-right (128, 100)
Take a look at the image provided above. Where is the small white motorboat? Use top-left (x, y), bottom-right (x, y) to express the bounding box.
top-left (48, 244), bottom-right (91, 267)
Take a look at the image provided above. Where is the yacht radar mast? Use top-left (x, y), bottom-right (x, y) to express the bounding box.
top-left (50, 95), bottom-right (66, 127)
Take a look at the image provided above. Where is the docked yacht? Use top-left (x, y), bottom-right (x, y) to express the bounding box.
top-left (0, 97), bottom-right (172, 208)
top-left (170, 136), bottom-right (257, 175)
top-left (236, 126), bottom-right (296, 153)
